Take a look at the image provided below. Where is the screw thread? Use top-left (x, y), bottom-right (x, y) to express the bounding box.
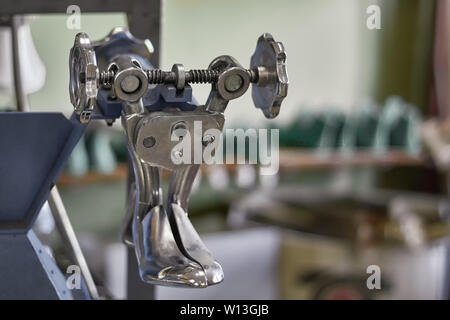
top-left (146, 69), bottom-right (166, 84)
top-left (99, 70), bottom-right (115, 87)
top-left (186, 69), bottom-right (219, 84)
top-left (99, 67), bottom-right (254, 87)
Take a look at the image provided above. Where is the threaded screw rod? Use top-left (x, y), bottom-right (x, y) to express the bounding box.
top-left (99, 67), bottom-right (259, 87)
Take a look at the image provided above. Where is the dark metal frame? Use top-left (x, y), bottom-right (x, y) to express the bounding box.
top-left (0, 0), bottom-right (161, 66)
top-left (0, 0), bottom-right (161, 299)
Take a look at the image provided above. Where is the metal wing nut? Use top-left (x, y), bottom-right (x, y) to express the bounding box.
top-left (250, 33), bottom-right (288, 119)
top-left (69, 32), bottom-right (99, 122)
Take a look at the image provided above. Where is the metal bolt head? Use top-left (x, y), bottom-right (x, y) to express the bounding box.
top-left (224, 74), bottom-right (243, 93)
top-left (113, 61), bottom-right (148, 102)
top-left (217, 67), bottom-right (250, 100)
top-left (120, 75), bottom-right (141, 93)
top-left (143, 136), bottom-right (156, 148)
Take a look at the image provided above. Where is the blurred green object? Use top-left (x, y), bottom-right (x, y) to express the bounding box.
top-left (65, 128), bottom-right (126, 176)
top-left (89, 130), bottom-right (118, 175)
top-left (338, 103), bottom-right (379, 153)
top-left (66, 136), bottom-right (89, 176)
top-left (354, 105), bottom-right (379, 148)
top-left (282, 111), bottom-right (325, 148)
top-left (276, 96), bottom-right (421, 156)
top-left (109, 131), bottom-right (128, 163)
top-left (374, 96), bottom-right (422, 155)
top-left (318, 109), bottom-right (346, 153)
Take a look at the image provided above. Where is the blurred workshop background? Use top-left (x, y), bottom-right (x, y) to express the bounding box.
top-left (2, 0), bottom-right (450, 299)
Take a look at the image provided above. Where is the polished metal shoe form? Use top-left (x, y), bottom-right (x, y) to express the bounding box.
top-left (69, 29), bottom-right (288, 287)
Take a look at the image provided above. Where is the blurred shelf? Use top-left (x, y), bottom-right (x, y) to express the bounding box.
top-left (58, 164), bottom-right (128, 186)
top-left (57, 150), bottom-right (425, 186)
top-left (279, 149), bottom-right (425, 170)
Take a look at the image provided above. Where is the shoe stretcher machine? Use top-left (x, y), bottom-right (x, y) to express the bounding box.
top-left (0, 2), bottom-right (288, 299)
top-left (70, 28), bottom-right (288, 289)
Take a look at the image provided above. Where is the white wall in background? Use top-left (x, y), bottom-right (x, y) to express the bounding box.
top-left (162, 0), bottom-right (379, 127)
top-left (1, 0), bottom-right (379, 128)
